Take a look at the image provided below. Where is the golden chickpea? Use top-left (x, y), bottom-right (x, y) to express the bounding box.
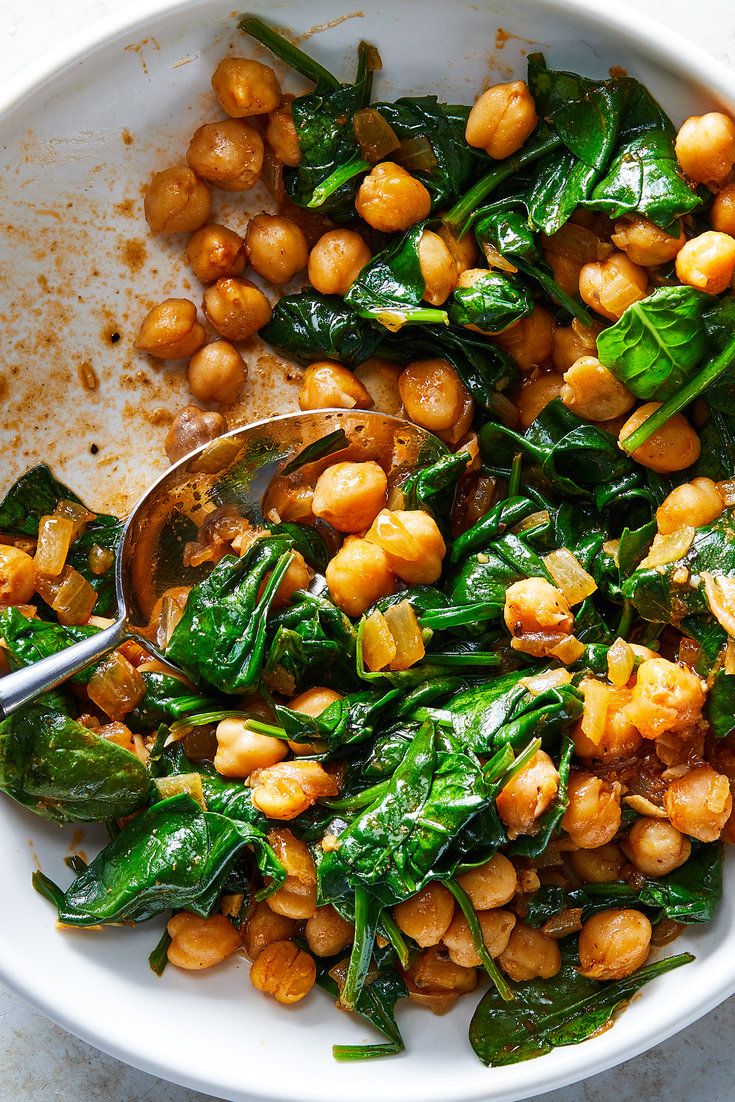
top-left (307, 229), bottom-right (371, 296)
top-left (579, 252), bottom-right (648, 322)
top-left (437, 224), bottom-right (478, 276)
top-left (675, 230), bottom-right (735, 294)
top-left (187, 120), bottom-right (264, 191)
top-left (656, 477), bottom-right (724, 534)
top-left (242, 901), bottom-right (296, 960)
top-left (203, 278), bottom-right (272, 340)
top-left (312, 461), bottom-right (388, 534)
top-left (305, 905), bottom-right (354, 957)
top-left (578, 909), bottom-right (651, 981)
top-left (516, 374), bottom-right (565, 428)
top-left (552, 322), bottom-right (598, 374)
top-left (625, 656), bottom-right (705, 740)
top-left (398, 359), bottom-right (473, 435)
top-left (569, 843), bottom-right (625, 884)
top-left (0, 545), bottom-right (36, 605)
top-left (498, 923), bottom-right (561, 981)
top-left (403, 946), bottom-right (478, 1011)
top-left (711, 183), bottom-right (735, 235)
top-left (355, 162), bottom-right (431, 233)
top-left (675, 111), bottom-right (735, 188)
top-left (496, 750), bottom-right (560, 839)
top-left (561, 772), bottom-right (622, 849)
top-left (504, 576), bottom-right (573, 636)
top-left (494, 306), bottom-right (555, 374)
top-left (266, 99), bottom-right (301, 167)
top-left (286, 685), bottom-right (340, 756)
top-left (271, 550), bottom-right (312, 608)
top-left (618, 403), bottom-right (701, 473)
top-left (456, 853), bottom-right (517, 910)
top-left (393, 883), bottom-right (455, 948)
top-left (166, 911), bottom-right (241, 969)
top-left (164, 405), bottom-right (226, 464)
top-left (134, 299), bottom-right (206, 360)
top-left (417, 230), bottom-right (458, 305)
top-left (354, 358), bottom-right (403, 416)
top-left (214, 716), bottom-right (287, 779)
top-left (442, 909), bottom-right (516, 968)
top-left (623, 817), bottom-right (692, 877)
top-left (298, 361), bottom-right (374, 412)
top-left (211, 56), bottom-right (282, 118)
top-left (611, 215), bottom-right (686, 267)
top-left (664, 764), bottom-right (733, 842)
top-left (250, 940), bottom-right (316, 1004)
top-left (572, 686), bottom-right (642, 762)
top-left (245, 214), bottom-right (309, 285)
top-left (561, 356), bottom-right (635, 422)
top-left (266, 828), bottom-right (318, 920)
top-left (364, 509), bottom-right (446, 585)
top-left (325, 537), bottom-right (396, 616)
top-left (186, 223), bottom-right (246, 284)
top-left (465, 80), bottom-right (538, 159)
top-left (144, 166), bottom-right (211, 234)
top-left (250, 760), bottom-right (339, 820)
top-left (187, 340), bottom-right (246, 405)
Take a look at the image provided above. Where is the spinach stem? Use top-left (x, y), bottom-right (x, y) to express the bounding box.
top-left (515, 259), bottom-right (598, 328)
top-left (446, 880), bottom-right (514, 1002)
top-left (238, 16), bottom-right (341, 89)
top-left (308, 155), bottom-right (371, 208)
top-left (617, 600), bottom-right (634, 640)
top-left (148, 928), bottom-right (172, 976)
top-left (333, 1042), bottom-right (402, 1061)
top-left (169, 712), bottom-right (289, 740)
top-left (341, 887), bottom-right (380, 1011)
top-left (31, 870), bottom-right (65, 910)
top-left (379, 911), bottom-right (411, 969)
top-left (324, 780), bottom-right (390, 811)
top-left (507, 452), bottom-right (523, 499)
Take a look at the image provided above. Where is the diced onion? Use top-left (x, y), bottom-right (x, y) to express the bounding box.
top-left (549, 633), bottom-right (585, 664)
top-left (154, 773), bottom-right (206, 809)
top-left (541, 908), bottom-right (583, 939)
top-left (580, 677), bottom-right (609, 745)
top-left (365, 510), bottom-right (421, 559)
top-left (362, 610), bottom-right (396, 672)
top-left (639, 527), bottom-right (695, 570)
top-left (677, 636), bottom-right (700, 668)
top-left (726, 638), bottom-right (735, 675)
top-left (481, 240), bottom-right (518, 274)
top-left (607, 636), bottom-right (635, 688)
top-left (156, 593), bottom-right (186, 649)
top-left (543, 548), bottom-right (597, 605)
top-left (96, 721), bottom-right (135, 751)
top-left (34, 516), bottom-right (75, 577)
top-left (353, 107), bottom-right (400, 163)
top-left (602, 539), bottom-right (620, 565)
top-left (702, 572), bottom-right (735, 637)
top-left (512, 510), bottom-right (551, 534)
top-left (519, 668), bottom-right (572, 695)
top-left (262, 146), bottom-right (285, 203)
top-left (630, 642), bottom-right (659, 662)
top-left (88, 544), bottom-right (115, 577)
top-left (88, 650), bottom-right (146, 720)
top-left (383, 600), bottom-right (425, 671)
top-left (190, 435), bottom-right (242, 474)
top-left (54, 499), bottom-right (94, 541)
top-left (623, 794), bottom-right (667, 818)
top-left (718, 478), bottom-right (735, 507)
top-left (490, 391), bottom-right (520, 428)
top-left (35, 566), bottom-right (97, 625)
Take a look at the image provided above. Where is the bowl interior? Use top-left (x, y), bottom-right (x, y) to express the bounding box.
top-left (0, 2), bottom-right (733, 1101)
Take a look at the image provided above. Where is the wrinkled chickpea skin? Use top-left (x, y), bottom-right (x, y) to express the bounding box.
top-left (135, 299), bottom-right (206, 360)
top-left (186, 223), bottom-right (247, 284)
top-left (325, 537), bottom-right (396, 616)
top-left (187, 119), bottom-right (264, 191)
top-left (144, 166), bottom-right (211, 234)
top-left (312, 461), bottom-right (388, 533)
top-left (466, 80), bottom-right (537, 159)
top-left (203, 278), bottom-right (272, 340)
top-left (167, 911), bottom-right (242, 969)
top-left (299, 361), bottom-right (374, 412)
top-left (165, 406), bottom-right (226, 464)
top-left (188, 340), bottom-right (247, 405)
top-left (250, 940), bottom-right (316, 1004)
top-left (211, 56), bottom-right (282, 118)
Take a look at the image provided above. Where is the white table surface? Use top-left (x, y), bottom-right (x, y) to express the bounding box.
top-left (1, 1), bottom-right (734, 1099)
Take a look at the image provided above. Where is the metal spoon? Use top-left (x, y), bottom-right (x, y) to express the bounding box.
top-left (0, 409), bottom-right (443, 719)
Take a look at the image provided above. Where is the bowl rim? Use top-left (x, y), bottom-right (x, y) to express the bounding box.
top-left (2, 1), bottom-right (735, 1100)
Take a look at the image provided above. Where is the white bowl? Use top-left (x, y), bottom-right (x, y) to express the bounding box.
top-left (0, 1), bottom-right (734, 1100)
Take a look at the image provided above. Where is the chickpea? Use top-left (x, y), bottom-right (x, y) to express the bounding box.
top-left (572, 686), bottom-right (642, 762)
top-left (495, 306), bottom-right (555, 375)
top-left (516, 374), bottom-right (565, 428)
top-left (398, 359), bottom-right (474, 435)
top-left (325, 537), bottom-right (396, 617)
top-left (214, 716), bottom-right (287, 779)
top-left (355, 162), bottom-right (431, 232)
top-left (250, 760), bottom-right (338, 820)
top-left (187, 119), bottom-right (264, 192)
top-left (675, 112), bottom-right (735, 188)
top-left (443, 909), bottom-right (516, 968)
top-left (552, 322), bottom-right (598, 374)
top-left (164, 405), bottom-right (226, 464)
top-left (498, 923), bottom-right (561, 981)
top-left (262, 479), bottom-right (314, 524)
top-left (364, 509), bottom-right (446, 585)
top-left (496, 750), bottom-right (560, 839)
top-left (561, 772), bottom-right (622, 849)
top-left (569, 842), bottom-right (625, 884)
top-left (403, 946), bottom-right (478, 1011)
top-left (675, 230), bottom-right (735, 294)
top-left (245, 214), bottom-right (309, 285)
top-left (656, 477), bottom-right (724, 534)
top-left (203, 278), bottom-right (272, 340)
top-left (312, 461), bottom-right (388, 534)
top-left (611, 215), bottom-right (686, 267)
top-left (465, 80), bottom-right (537, 159)
top-left (503, 577), bottom-right (573, 637)
top-left (437, 223), bottom-right (478, 276)
top-left (393, 883), bottom-right (455, 948)
top-left (579, 252), bottom-right (648, 322)
top-left (578, 909), bottom-right (652, 981)
top-left (618, 403), bottom-right (701, 473)
top-left (305, 905), bottom-right (354, 957)
top-left (250, 940), bottom-right (316, 1004)
top-left (298, 361), bottom-right (373, 412)
top-left (272, 550), bottom-right (312, 608)
top-left (561, 357), bottom-right (635, 422)
top-left (186, 223), bottom-right (246, 284)
top-left (266, 100), bottom-right (301, 167)
top-left (242, 901), bottom-right (296, 960)
top-left (144, 166), bottom-right (211, 234)
top-left (623, 817), bottom-right (692, 877)
top-left (354, 358), bottom-right (403, 417)
top-left (134, 298), bottom-right (206, 360)
top-left (664, 764), bottom-right (733, 842)
top-left (266, 828), bottom-right (317, 920)
top-left (456, 853), bottom-right (517, 910)
top-left (417, 230), bottom-right (458, 305)
top-left (711, 183), bottom-right (735, 235)
top-left (287, 685), bottom-right (340, 756)
top-left (0, 545), bottom-right (36, 605)
top-left (211, 56), bottom-right (281, 118)
top-left (166, 911), bottom-right (241, 969)
top-left (624, 656), bottom-right (705, 740)
top-left (307, 229), bottom-right (371, 296)
top-left (187, 340), bottom-right (246, 405)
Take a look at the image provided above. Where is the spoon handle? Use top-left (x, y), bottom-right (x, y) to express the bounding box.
top-left (0, 619), bottom-right (127, 720)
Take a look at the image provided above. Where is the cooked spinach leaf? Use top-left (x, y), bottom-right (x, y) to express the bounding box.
top-left (261, 292), bottom-right (384, 366)
top-left (344, 221), bottom-right (448, 327)
top-left (448, 270), bottom-right (534, 333)
top-left (0, 606), bottom-right (100, 684)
